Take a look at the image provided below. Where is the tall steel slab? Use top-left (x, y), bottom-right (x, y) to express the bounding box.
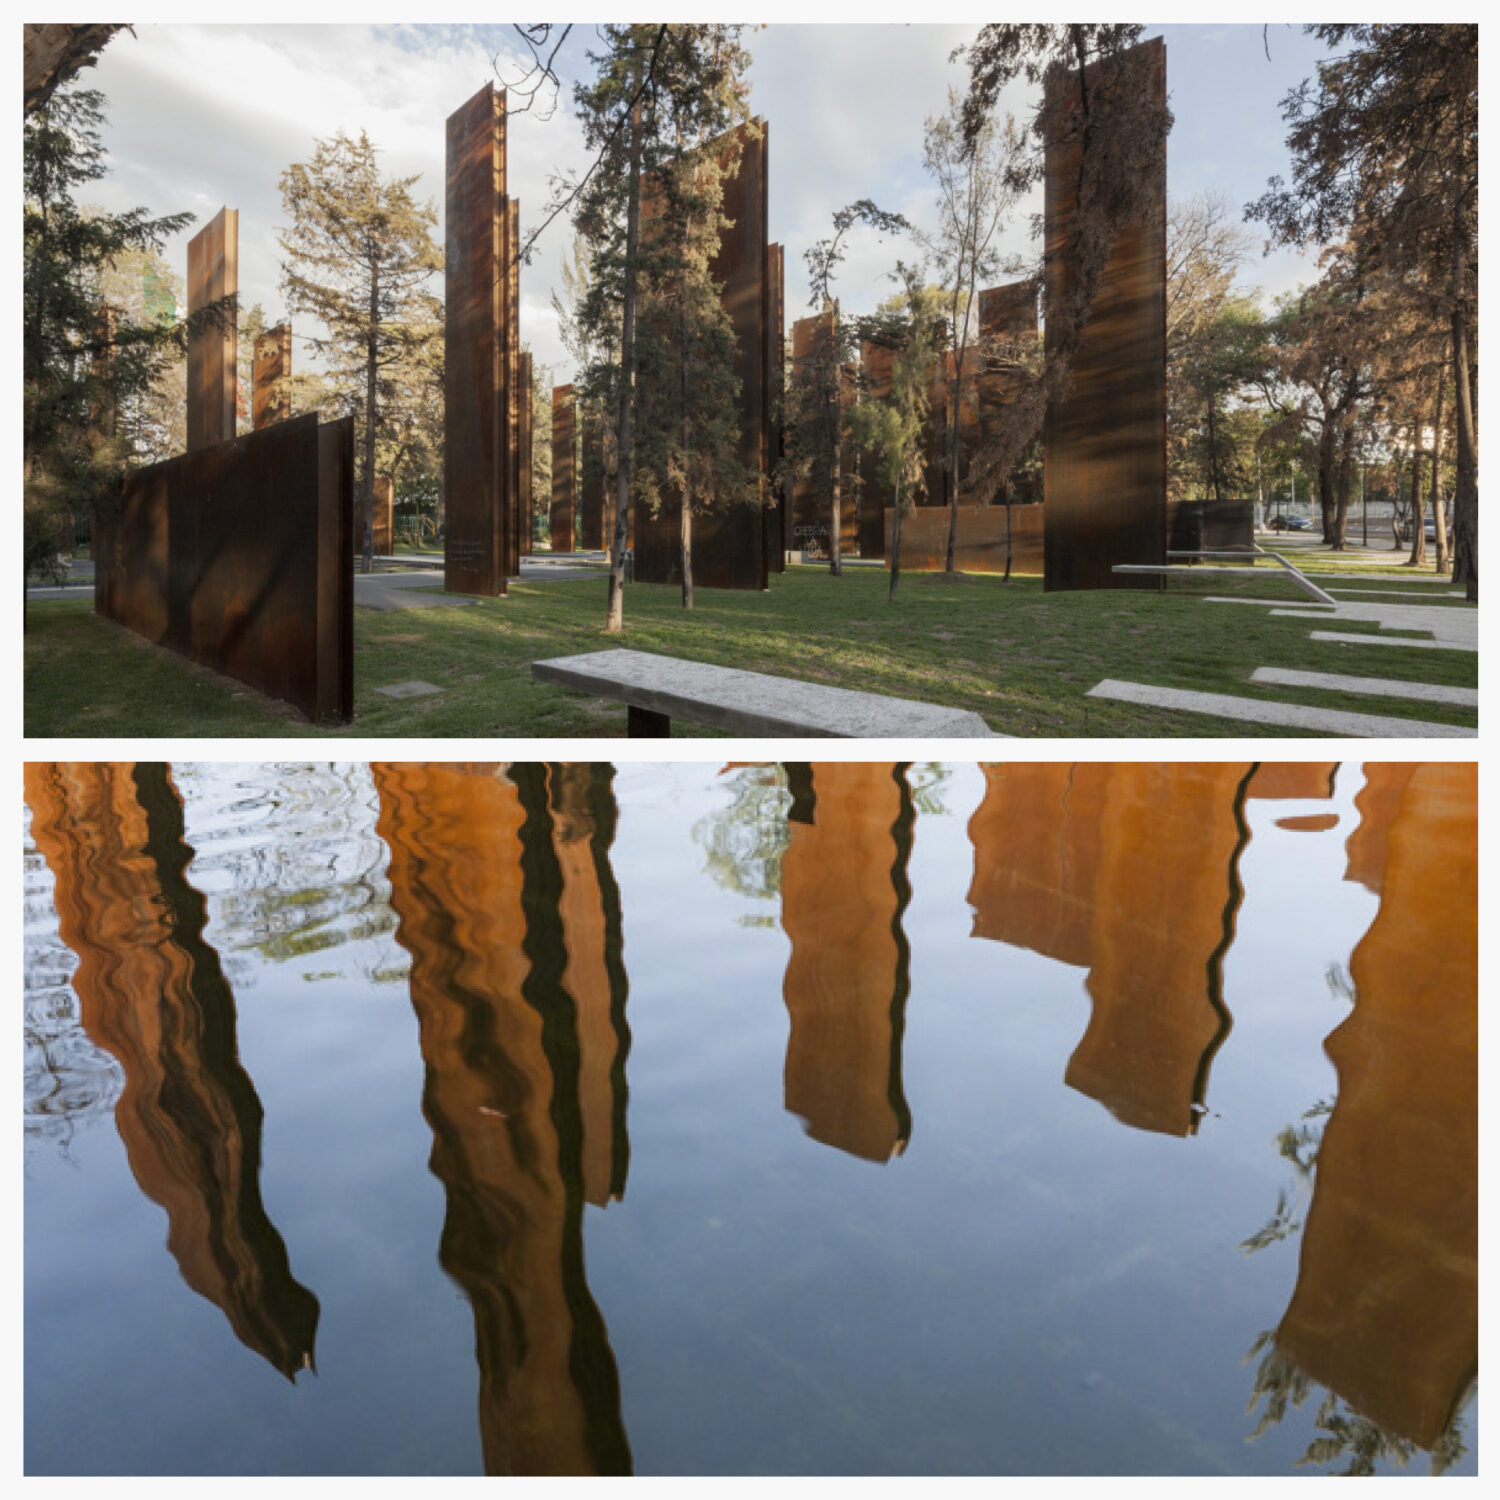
top-left (372, 474), bottom-right (394, 555)
top-left (505, 204), bottom-right (523, 577)
top-left (252, 323), bottom-right (292, 431)
top-left (764, 240), bottom-right (786, 572)
top-left (94, 412), bottom-right (354, 723)
top-left (518, 351), bottom-right (534, 556)
top-left (550, 385), bottom-right (576, 551)
top-left (185, 206), bottom-right (237, 452)
top-left (1042, 36), bottom-right (1167, 591)
top-left (632, 119), bottom-right (770, 590)
top-left (444, 83), bottom-right (511, 596)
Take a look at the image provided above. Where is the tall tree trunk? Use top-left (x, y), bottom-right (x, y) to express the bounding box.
top-left (362, 261), bottom-right (379, 576)
top-left (1205, 393), bottom-right (1223, 502)
top-left (1430, 365), bottom-right (1449, 572)
top-left (1405, 442), bottom-right (1426, 567)
top-left (1449, 307), bottom-right (1478, 598)
top-left (1330, 421), bottom-right (1354, 550)
top-left (605, 87), bottom-right (644, 634)
top-left (1316, 425), bottom-right (1336, 543)
top-left (828, 303), bottom-right (842, 577)
top-left (679, 475), bottom-right (694, 609)
top-left (888, 475), bottom-right (903, 600)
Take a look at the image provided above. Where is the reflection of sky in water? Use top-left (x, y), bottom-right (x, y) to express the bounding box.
top-left (22, 763), bottom-right (1474, 1477)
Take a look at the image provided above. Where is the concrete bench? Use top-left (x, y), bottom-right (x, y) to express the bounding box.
top-left (531, 648), bottom-right (1000, 738)
top-left (1113, 548), bottom-right (1336, 605)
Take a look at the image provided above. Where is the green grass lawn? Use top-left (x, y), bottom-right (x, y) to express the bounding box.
top-left (23, 563), bottom-right (1478, 739)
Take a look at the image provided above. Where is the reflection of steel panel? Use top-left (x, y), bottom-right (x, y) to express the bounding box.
top-left (550, 385), bottom-right (575, 551)
top-left (1043, 37), bottom-right (1167, 591)
top-left (24, 762), bottom-right (320, 1381)
top-left (780, 764), bottom-right (913, 1163)
top-left (186, 206), bottom-right (237, 452)
top-left (373, 762), bottom-right (632, 1475)
top-left (94, 411), bottom-right (354, 723)
top-left (883, 501), bottom-right (1043, 575)
top-left (518, 351), bottom-right (533, 556)
top-left (633, 120), bottom-right (770, 590)
top-left (252, 323), bottom-right (291, 431)
top-left (968, 762), bottom-right (1250, 1136)
top-left (373, 474), bottom-right (394, 556)
top-left (1245, 763), bottom-right (1338, 801)
top-left (1276, 764), bottom-right (1476, 1450)
top-left (444, 83), bottom-right (509, 596)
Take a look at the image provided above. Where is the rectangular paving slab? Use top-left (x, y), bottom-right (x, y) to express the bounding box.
top-left (532, 648), bottom-right (1000, 738)
top-left (373, 680), bottom-right (443, 699)
top-left (1250, 667), bottom-right (1478, 707)
top-left (1086, 678), bottom-right (1474, 737)
top-left (1308, 630), bottom-right (1477, 653)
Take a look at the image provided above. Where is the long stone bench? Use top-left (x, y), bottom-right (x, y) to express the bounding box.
top-left (531, 648), bottom-right (1000, 738)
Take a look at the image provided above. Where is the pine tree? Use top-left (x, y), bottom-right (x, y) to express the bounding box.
top-left (277, 130), bottom-right (442, 574)
top-left (23, 84), bottom-right (193, 599)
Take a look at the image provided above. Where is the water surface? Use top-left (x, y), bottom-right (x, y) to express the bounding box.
top-left (23, 761), bottom-right (1477, 1476)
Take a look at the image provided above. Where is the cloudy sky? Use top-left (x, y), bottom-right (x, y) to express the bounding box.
top-left (74, 17), bottom-right (1335, 392)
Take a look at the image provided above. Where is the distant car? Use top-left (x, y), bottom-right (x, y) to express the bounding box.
top-left (1270, 515), bottom-right (1311, 531)
top-left (1268, 516), bottom-right (1291, 530)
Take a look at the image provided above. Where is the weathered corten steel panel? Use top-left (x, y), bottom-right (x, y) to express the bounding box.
top-left (788, 310), bottom-right (856, 558)
top-left (252, 323), bottom-right (292, 431)
top-left (883, 501), bottom-right (1044, 575)
top-left (764, 240), bottom-right (786, 573)
top-left (373, 474), bottom-right (394, 556)
top-left (578, 407), bottom-right (605, 551)
top-left (186, 206), bottom-right (237, 452)
top-left (444, 83), bottom-right (509, 596)
top-left (1043, 36), bottom-right (1167, 591)
top-left (505, 204), bottom-right (523, 577)
top-left (550, 385), bottom-right (576, 551)
top-left (518, 351), bottom-right (533, 555)
top-left (857, 340), bottom-right (894, 559)
top-left (975, 280), bottom-right (1039, 505)
top-left (633, 119), bottom-right (770, 590)
top-left (94, 412), bottom-right (354, 723)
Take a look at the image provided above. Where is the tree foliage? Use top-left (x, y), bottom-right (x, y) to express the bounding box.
top-left (1247, 24), bottom-right (1478, 594)
top-left (23, 85), bottom-right (194, 595)
top-left (278, 130), bottom-right (442, 573)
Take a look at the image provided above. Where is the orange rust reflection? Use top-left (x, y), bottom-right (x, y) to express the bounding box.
top-left (373, 762), bottom-right (630, 1476)
top-left (968, 764), bottom-right (1253, 1135)
top-left (779, 763), bottom-right (913, 1162)
top-left (1342, 763), bottom-right (1419, 893)
top-left (22, 762), bottom-right (319, 1381)
top-left (1275, 763), bottom-right (1476, 1450)
top-left (1245, 764), bottom-right (1339, 801)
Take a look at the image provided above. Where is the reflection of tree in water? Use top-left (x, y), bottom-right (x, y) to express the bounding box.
top-left (173, 763), bottom-right (401, 984)
top-left (693, 766), bottom-right (792, 905)
top-left (1244, 1331), bottom-right (1469, 1476)
top-left (24, 824), bottom-right (122, 1157)
top-left (1239, 953), bottom-right (1472, 1473)
top-left (696, 763), bottom-right (950, 908)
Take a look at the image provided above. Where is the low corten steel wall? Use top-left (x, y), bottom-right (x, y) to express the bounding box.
top-left (884, 502), bottom-right (1044, 575)
top-left (94, 412), bottom-right (354, 723)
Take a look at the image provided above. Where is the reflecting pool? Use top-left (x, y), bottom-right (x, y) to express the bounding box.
top-left (23, 762), bottom-right (1477, 1476)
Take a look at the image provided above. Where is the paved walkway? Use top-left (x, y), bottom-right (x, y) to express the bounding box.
top-left (1087, 679), bottom-right (1474, 737)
